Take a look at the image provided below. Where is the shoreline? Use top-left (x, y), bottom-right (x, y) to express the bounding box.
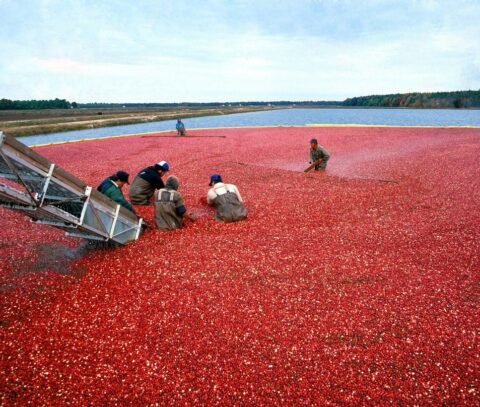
top-left (3, 105), bottom-right (480, 139)
top-left (0, 105), bottom-right (280, 137)
top-left (27, 123), bottom-right (480, 148)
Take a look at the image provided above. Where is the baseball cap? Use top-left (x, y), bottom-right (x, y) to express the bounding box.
top-left (310, 138), bottom-right (318, 144)
top-left (154, 161), bottom-right (170, 171)
top-left (116, 170), bottom-right (130, 184)
top-left (209, 174), bottom-right (222, 186)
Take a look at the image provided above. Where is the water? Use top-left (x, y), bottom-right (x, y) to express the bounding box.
top-left (20, 108), bottom-right (480, 146)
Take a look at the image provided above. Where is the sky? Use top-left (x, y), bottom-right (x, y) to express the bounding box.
top-left (0, 0), bottom-right (479, 103)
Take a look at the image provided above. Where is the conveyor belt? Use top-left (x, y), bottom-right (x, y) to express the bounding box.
top-left (0, 132), bottom-right (144, 244)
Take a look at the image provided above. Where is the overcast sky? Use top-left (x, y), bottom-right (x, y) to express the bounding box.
top-left (1, 0), bottom-right (479, 103)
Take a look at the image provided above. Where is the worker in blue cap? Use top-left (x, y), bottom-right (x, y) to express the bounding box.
top-left (207, 174), bottom-right (247, 222)
top-left (97, 170), bottom-right (136, 213)
top-left (129, 161), bottom-right (170, 205)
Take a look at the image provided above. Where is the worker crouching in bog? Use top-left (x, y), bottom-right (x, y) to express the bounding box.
top-left (130, 161), bottom-right (169, 205)
top-left (207, 174), bottom-right (247, 222)
top-left (154, 175), bottom-right (188, 230)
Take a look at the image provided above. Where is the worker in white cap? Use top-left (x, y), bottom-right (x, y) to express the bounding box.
top-left (129, 161), bottom-right (169, 205)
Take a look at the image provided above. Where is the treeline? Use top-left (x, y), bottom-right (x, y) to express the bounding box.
top-left (77, 100), bottom-right (340, 108)
top-left (2, 90), bottom-right (479, 110)
top-left (0, 98), bottom-right (77, 110)
top-left (343, 90), bottom-right (480, 108)
top-left (0, 99), bottom-right (339, 110)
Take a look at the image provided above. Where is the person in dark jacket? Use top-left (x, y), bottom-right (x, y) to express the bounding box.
top-left (129, 161), bottom-right (169, 205)
top-left (97, 170), bottom-right (136, 213)
top-left (207, 174), bottom-right (247, 222)
top-left (154, 175), bottom-right (187, 230)
top-left (309, 138), bottom-right (330, 171)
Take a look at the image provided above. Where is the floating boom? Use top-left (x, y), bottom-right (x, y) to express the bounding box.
top-left (0, 132), bottom-right (144, 244)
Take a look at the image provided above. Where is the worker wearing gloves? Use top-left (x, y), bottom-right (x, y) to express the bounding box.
top-left (154, 175), bottom-right (188, 230)
top-left (207, 174), bottom-right (247, 222)
top-left (309, 138), bottom-right (330, 171)
top-left (129, 161), bottom-right (169, 205)
top-left (97, 170), bottom-right (136, 214)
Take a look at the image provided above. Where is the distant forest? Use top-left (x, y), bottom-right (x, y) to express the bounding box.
top-left (1, 90), bottom-right (479, 110)
top-left (0, 98), bottom-right (75, 110)
top-left (0, 99), bottom-right (338, 110)
top-left (343, 90), bottom-right (480, 108)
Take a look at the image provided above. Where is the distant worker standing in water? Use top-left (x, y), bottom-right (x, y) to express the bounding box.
top-left (129, 161), bottom-right (169, 205)
top-left (176, 119), bottom-right (186, 136)
top-left (309, 138), bottom-right (330, 171)
top-left (207, 174), bottom-right (247, 222)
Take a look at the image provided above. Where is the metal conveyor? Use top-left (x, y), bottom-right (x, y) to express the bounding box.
top-left (0, 131), bottom-right (144, 244)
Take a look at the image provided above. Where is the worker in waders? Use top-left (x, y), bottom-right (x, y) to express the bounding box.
top-left (309, 138), bottom-right (330, 171)
top-left (154, 175), bottom-right (188, 230)
top-left (207, 174), bottom-right (247, 222)
top-left (129, 161), bottom-right (169, 205)
top-left (97, 170), bottom-right (136, 214)
top-left (176, 119), bottom-right (186, 136)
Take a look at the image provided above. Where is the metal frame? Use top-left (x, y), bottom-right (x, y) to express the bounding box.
top-left (38, 163), bottom-right (55, 206)
top-left (0, 131), bottom-right (143, 245)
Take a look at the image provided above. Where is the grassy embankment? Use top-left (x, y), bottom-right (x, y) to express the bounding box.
top-left (0, 105), bottom-right (278, 137)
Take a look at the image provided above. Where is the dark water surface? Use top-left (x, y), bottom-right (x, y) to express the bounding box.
top-left (20, 108), bottom-right (480, 146)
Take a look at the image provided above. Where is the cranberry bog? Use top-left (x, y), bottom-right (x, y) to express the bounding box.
top-left (1, 126), bottom-right (479, 405)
